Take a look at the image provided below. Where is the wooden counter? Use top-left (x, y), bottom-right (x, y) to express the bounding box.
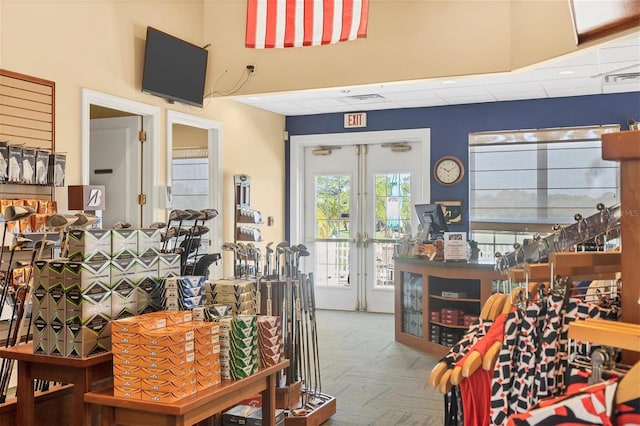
top-left (394, 257), bottom-right (502, 355)
top-left (84, 360), bottom-right (288, 426)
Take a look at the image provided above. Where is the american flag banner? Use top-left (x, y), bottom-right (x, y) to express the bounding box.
top-left (246, 0), bottom-right (369, 49)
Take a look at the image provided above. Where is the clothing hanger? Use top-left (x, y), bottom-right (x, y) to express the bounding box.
top-left (428, 361), bottom-right (449, 388)
top-left (451, 294), bottom-right (512, 383)
top-left (616, 361), bottom-right (640, 404)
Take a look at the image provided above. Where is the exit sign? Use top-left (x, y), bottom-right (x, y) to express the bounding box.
top-left (344, 112), bottom-right (367, 128)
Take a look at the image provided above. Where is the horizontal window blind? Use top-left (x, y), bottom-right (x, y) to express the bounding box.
top-left (469, 125), bottom-right (620, 231)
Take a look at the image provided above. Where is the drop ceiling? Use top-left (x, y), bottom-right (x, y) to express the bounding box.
top-left (233, 32), bottom-right (640, 117)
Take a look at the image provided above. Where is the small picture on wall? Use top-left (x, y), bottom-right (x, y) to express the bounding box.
top-left (435, 200), bottom-right (463, 224)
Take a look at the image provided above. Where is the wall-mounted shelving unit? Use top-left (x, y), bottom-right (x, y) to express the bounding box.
top-left (234, 174), bottom-right (262, 242)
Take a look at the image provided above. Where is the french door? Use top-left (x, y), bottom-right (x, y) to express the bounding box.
top-left (291, 129), bottom-right (429, 313)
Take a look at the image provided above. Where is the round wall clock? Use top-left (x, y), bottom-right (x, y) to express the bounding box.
top-left (433, 156), bottom-right (465, 186)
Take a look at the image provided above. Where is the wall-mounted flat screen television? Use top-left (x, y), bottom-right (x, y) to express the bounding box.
top-left (141, 27), bottom-right (208, 108)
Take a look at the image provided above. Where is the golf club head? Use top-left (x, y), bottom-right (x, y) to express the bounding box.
top-left (113, 221), bottom-right (133, 230)
top-left (298, 249), bottom-right (311, 257)
top-left (200, 209), bottom-right (219, 221)
top-left (265, 242), bottom-right (274, 254)
top-left (276, 241), bottom-right (289, 249)
top-left (4, 205), bottom-right (36, 222)
top-left (63, 214), bottom-right (82, 227)
top-left (173, 227), bottom-right (189, 237)
top-left (169, 209), bottom-right (191, 222)
top-left (11, 237), bottom-right (32, 250)
top-left (221, 242), bottom-right (238, 252)
top-left (297, 244), bottom-right (308, 251)
top-left (185, 209), bottom-right (202, 221)
top-left (160, 227), bottom-right (177, 242)
top-left (45, 214), bottom-right (69, 229)
top-left (192, 225), bottom-right (209, 237)
top-left (34, 239), bottom-right (56, 250)
top-left (72, 213), bottom-right (89, 227)
top-left (74, 213), bottom-right (99, 228)
top-left (148, 221), bottom-right (167, 229)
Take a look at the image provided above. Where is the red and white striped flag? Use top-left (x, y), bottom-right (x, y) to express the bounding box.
top-left (246, 0), bottom-right (369, 49)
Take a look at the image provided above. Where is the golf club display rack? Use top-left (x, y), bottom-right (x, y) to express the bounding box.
top-left (258, 242), bottom-right (336, 425)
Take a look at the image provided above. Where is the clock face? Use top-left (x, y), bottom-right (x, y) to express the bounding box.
top-left (434, 157), bottom-right (464, 185)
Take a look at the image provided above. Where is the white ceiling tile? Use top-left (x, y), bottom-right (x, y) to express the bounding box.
top-left (602, 84), bottom-right (640, 94)
top-left (433, 86), bottom-right (492, 97)
top-left (599, 45), bottom-right (640, 63)
top-left (546, 87), bottom-right (602, 97)
top-left (395, 98), bottom-right (449, 108)
top-left (441, 94), bottom-right (497, 104)
top-left (485, 81), bottom-right (545, 94)
top-left (541, 76), bottom-right (601, 90)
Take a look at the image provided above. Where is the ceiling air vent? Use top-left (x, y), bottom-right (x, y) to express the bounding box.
top-left (603, 72), bottom-right (640, 84)
top-left (338, 93), bottom-right (388, 104)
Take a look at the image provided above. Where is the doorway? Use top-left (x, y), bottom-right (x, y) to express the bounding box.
top-left (81, 89), bottom-right (160, 228)
top-left (166, 110), bottom-right (223, 280)
top-left (290, 129), bottom-right (430, 313)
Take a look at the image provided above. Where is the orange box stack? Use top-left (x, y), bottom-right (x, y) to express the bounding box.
top-left (111, 311), bottom-right (220, 401)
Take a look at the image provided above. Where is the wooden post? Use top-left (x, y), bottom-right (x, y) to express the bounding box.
top-left (602, 130), bottom-right (640, 362)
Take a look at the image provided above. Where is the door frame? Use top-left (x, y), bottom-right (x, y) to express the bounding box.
top-left (289, 128), bottom-right (431, 276)
top-left (81, 89), bottom-right (160, 226)
top-left (166, 110), bottom-right (223, 279)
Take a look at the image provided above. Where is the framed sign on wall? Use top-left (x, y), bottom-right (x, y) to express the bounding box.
top-left (435, 200), bottom-right (463, 224)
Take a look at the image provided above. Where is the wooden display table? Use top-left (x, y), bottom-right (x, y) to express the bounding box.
top-left (0, 343), bottom-right (113, 426)
top-left (84, 360), bottom-right (289, 426)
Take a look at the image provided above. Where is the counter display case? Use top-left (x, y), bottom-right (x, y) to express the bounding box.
top-left (394, 257), bottom-right (502, 355)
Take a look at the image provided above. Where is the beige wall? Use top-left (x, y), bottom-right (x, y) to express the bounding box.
top-left (173, 124), bottom-right (208, 150)
top-left (209, 98), bottom-right (286, 277)
top-left (203, 0), bottom-right (614, 96)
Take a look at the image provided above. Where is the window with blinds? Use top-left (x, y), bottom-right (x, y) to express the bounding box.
top-left (172, 150), bottom-right (209, 210)
top-left (468, 125), bottom-right (620, 259)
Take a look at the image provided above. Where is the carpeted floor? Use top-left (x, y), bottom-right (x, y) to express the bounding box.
top-left (313, 310), bottom-right (444, 426)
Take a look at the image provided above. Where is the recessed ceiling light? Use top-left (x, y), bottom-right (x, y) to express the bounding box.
top-left (442, 80), bottom-right (456, 85)
top-left (248, 96), bottom-right (261, 101)
top-left (559, 70), bottom-right (575, 75)
top-left (340, 89), bottom-right (351, 94)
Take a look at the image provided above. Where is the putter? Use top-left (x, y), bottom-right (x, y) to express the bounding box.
top-left (0, 237), bottom-right (32, 329)
top-left (0, 206), bottom-right (36, 271)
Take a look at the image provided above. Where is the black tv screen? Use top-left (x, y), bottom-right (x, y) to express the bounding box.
top-left (142, 27), bottom-right (208, 107)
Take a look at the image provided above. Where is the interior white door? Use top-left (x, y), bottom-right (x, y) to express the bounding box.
top-left (363, 143), bottom-right (423, 313)
top-left (304, 145), bottom-right (358, 311)
top-left (303, 141), bottom-right (425, 313)
top-left (90, 116), bottom-right (140, 228)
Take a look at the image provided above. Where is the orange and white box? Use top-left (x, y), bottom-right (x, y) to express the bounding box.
top-left (140, 388), bottom-right (193, 403)
top-left (114, 386), bottom-right (142, 400)
top-left (138, 352), bottom-right (195, 369)
top-left (113, 363), bottom-right (141, 378)
top-left (192, 320), bottom-right (219, 336)
top-left (111, 331), bottom-right (140, 345)
top-left (141, 342), bottom-right (194, 358)
top-left (139, 325), bottom-right (194, 346)
top-left (111, 315), bottom-right (166, 334)
top-left (139, 376), bottom-right (196, 392)
top-left (195, 353), bottom-right (220, 370)
top-left (195, 343), bottom-right (221, 358)
top-left (113, 353), bottom-right (141, 367)
top-left (113, 375), bottom-right (141, 389)
top-left (146, 309), bottom-right (193, 326)
top-left (135, 365), bottom-right (195, 381)
top-left (111, 342), bottom-right (147, 356)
